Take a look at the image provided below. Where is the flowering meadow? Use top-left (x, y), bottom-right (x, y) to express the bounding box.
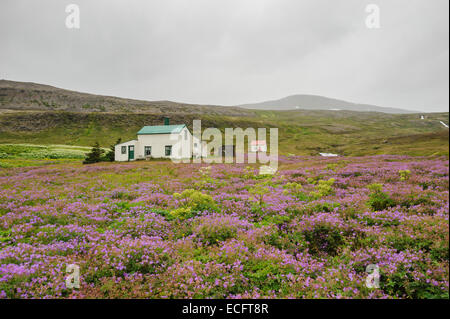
top-left (0, 155), bottom-right (448, 299)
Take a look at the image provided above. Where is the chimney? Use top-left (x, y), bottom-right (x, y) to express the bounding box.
top-left (163, 117), bottom-right (170, 125)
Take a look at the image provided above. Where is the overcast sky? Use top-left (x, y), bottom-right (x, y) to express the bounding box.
top-left (0, 0), bottom-right (448, 112)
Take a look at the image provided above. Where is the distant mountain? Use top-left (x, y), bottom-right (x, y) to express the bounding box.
top-left (0, 80), bottom-right (252, 117)
top-left (237, 94), bottom-right (415, 114)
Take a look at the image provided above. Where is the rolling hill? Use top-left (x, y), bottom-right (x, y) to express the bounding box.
top-left (238, 94), bottom-right (415, 113)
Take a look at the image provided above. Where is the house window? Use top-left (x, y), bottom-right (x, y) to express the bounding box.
top-left (184, 130), bottom-right (188, 140)
top-left (194, 143), bottom-right (198, 148)
top-left (145, 146), bottom-right (152, 156)
top-left (165, 145), bottom-right (172, 156)
top-left (121, 146), bottom-right (126, 154)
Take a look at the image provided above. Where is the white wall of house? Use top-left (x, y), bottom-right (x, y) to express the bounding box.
top-left (137, 134), bottom-right (176, 159)
top-left (136, 127), bottom-right (198, 160)
top-left (115, 140), bottom-right (138, 162)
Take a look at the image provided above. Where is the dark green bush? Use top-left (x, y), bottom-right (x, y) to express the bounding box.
top-left (382, 267), bottom-right (449, 299)
top-left (367, 184), bottom-right (395, 211)
top-left (83, 142), bottom-right (104, 164)
top-left (303, 225), bottom-right (345, 256)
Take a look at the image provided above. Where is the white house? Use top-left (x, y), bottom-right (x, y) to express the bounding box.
top-left (115, 120), bottom-right (206, 161)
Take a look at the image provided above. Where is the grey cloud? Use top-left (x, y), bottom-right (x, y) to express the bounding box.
top-left (0, 0), bottom-right (448, 111)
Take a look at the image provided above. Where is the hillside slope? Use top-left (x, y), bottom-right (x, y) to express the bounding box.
top-left (0, 110), bottom-right (447, 156)
top-left (0, 80), bottom-right (252, 116)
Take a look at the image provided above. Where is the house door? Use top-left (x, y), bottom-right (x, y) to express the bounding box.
top-left (128, 145), bottom-right (134, 161)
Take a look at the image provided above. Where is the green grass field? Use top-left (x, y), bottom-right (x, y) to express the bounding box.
top-left (0, 144), bottom-right (95, 168)
top-left (0, 110), bottom-right (448, 161)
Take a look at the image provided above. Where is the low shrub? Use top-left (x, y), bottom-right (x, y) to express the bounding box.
top-left (367, 183), bottom-right (395, 211)
top-left (382, 266), bottom-right (449, 299)
top-left (248, 183), bottom-right (271, 206)
top-left (173, 189), bottom-right (218, 213)
top-left (398, 169), bottom-right (411, 181)
top-left (310, 178), bottom-right (335, 199)
top-left (169, 207), bottom-right (195, 220)
top-left (303, 224), bottom-right (345, 256)
top-left (194, 214), bottom-right (251, 245)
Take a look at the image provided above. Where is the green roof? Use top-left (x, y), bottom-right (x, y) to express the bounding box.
top-left (137, 124), bottom-right (186, 135)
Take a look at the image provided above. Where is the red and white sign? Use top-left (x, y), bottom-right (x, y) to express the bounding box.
top-left (250, 140), bottom-right (267, 152)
